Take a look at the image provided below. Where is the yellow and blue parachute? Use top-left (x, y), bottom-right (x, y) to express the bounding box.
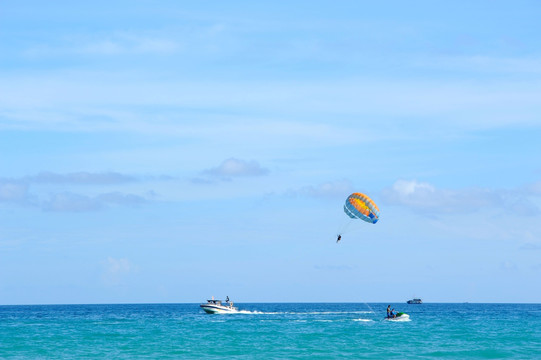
top-left (344, 193), bottom-right (380, 224)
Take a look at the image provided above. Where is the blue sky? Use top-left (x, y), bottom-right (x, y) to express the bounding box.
top-left (1, 0), bottom-right (541, 304)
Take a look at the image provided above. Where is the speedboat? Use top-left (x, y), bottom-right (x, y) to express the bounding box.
top-left (385, 312), bottom-right (410, 321)
top-left (407, 298), bottom-right (422, 304)
top-left (200, 297), bottom-right (238, 314)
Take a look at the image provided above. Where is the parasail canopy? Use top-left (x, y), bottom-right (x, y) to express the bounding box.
top-left (343, 193), bottom-right (380, 224)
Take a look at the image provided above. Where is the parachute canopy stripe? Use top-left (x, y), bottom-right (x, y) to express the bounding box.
top-left (343, 192), bottom-right (380, 224)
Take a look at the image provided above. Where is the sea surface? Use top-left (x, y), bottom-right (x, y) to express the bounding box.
top-left (1, 303), bottom-right (540, 359)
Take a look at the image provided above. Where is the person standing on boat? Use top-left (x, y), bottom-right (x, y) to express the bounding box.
top-left (226, 296), bottom-right (230, 303)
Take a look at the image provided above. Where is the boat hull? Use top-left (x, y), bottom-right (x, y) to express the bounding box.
top-left (200, 304), bottom-right (237, 314)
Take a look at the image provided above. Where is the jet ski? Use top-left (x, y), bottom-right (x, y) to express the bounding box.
top-left (384, 312), bottom-right (410, 321)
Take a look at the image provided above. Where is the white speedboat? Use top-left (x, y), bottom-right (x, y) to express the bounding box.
top-left (200, 297), bottom-right (238, 314)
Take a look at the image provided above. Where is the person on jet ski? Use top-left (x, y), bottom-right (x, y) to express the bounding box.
top-left (387, 305), bottom-right (391, 318)
top-left (390, 308), bottom-right (397, 318)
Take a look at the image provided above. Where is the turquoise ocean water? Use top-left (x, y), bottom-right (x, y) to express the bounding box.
top-left (1, 303), bottom-right (540, 359)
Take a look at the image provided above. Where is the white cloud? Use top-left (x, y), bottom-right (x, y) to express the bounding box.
top-left (27, 171), bottom-right (136, 185)
top-left (526, 181), bottom-right (541, 195)
top-left (499, 261), bottom-right (518, 272)
top-left (77, 36), bottom-right (180, 55)
top-left (0, 172), bottom-right (146, 212)
top-left (423, 55), bottom-right (541, 75)
top-left (102, 257), bottom-right (134, 286)
top-left (2, 73), bottom-right (541, 136)
top-left (0, 181), bottom-right (28, 202)
top-left (43, 192), bottom-right (101, 212)
top-left (381, 179), bottom-right (539, 216)
top-left (106, 257), bottom-right (132, 274)
top-left (96, 192), bottom-right (146, 206)
top-left (24, 33), bottom-right (180, 57)
top-left (520, 243), bottom-right (541, 251)
top-left (79, 40), bottom-right (123, 55)
top-left (200, 158), bottom-right (269, 180)
top-left (41, 191), bottom-right (146, 212)
top-left (288, 179), bottom-right (353, 198)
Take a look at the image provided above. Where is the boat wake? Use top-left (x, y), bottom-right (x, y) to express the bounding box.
top-left (211, 310), bottom-right (374, 315)
top-left (253, 311), bottom-right (374, 315)
top-left (202, 305), bottom-right (380, 317)
top-left (353, 318), bottom-right (374, 322)
top-left (302, 311), bottom-right (374, 315)
top-left (236, 310), bottom-right (265, 314)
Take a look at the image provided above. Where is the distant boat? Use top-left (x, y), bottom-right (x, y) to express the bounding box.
top-left (407, 298), bottom-right (423, 304)
top-left (200, 297), bottom-right (238, 314)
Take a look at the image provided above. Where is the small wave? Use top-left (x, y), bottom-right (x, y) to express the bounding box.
top-left (353, 318), bottom-right (373, 322)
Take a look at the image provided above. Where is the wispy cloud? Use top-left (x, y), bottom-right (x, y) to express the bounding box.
top-left (0, 172), bottom-right (146, 212)
top-left (520, 243), bottom-right (541, 251)
top-left (42, 192), bottom-right (101, 212)
top-left (287, 179), bottom-right (353, 199)
top-left (102, 257), bottom-right (134, 286)
top-left (77, 35), bottom-right (180, 55)
top-left (381, 179), bottom-right (539, 216)
top-left (41, 191), bottom-right (146, 212)
top-left (96, 192), bottom-right (146, 206)
top-left (196, 158), bottom-right (269, 182)
top-left (106, 257), bottom-right (132, 274)
top-left (422, 55), bottom-right (541, 75)
top-left (3, 73), bottom-right (541, 135)
top-left (42, 191), bottom-right (146, 212)
top-left (525, 181), bottom-right (541, 196)
top-left (499, 261), bottom-right (518, 272)
top-left (314, 264), bottom-right (352, 271)
top-left (24, 33), bottom-right (180, 57)
top-left (0, 181), bottom-right (29, 202)
top-left (26, 171), bottom-right (136, 185)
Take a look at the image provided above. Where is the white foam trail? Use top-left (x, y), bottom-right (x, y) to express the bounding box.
top-left (248, 311), bottom-right (373, 315)
top-left (302, 311), bottom-right (374, 315)
top-left (353, 318), bottom-right (373, 322)
top-left (213, 310), bottom-right (375, 315)
top-left (236, 310), bottom-right (264, 314)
